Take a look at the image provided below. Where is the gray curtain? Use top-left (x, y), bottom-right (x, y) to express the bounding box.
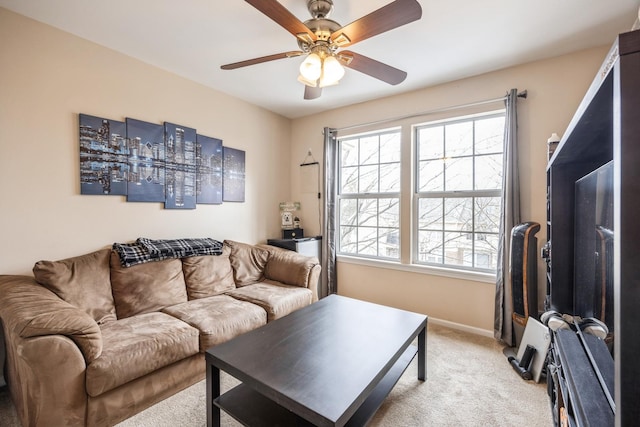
top-left (321, 127), bottom-right (338, 297)
top-left (494, 89), bottom-right (522, 346)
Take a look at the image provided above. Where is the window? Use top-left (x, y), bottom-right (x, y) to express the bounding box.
top-left (337, 129), bottom-right (401, 260)
top-left (335, 110), bottom-right (505, 275)
top-left (415, 112), bottom-right (505, 272)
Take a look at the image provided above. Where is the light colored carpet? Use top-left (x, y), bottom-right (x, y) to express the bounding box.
top-left (0, 323), bottom-right (551, 426)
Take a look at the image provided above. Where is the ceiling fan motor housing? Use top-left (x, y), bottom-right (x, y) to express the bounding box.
top-left (307, 0), bottom-right (333, 19)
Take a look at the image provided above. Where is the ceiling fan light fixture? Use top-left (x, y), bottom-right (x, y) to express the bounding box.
top-left (299, 53), bottom-right (322, 81)
top-left (319, 55), bottom-right (345, 87)
top-left (297, 74), bottom-right (318, 87)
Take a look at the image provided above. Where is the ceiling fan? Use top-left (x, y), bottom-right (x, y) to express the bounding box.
top-left (221, 0), bottom-right (423, 100)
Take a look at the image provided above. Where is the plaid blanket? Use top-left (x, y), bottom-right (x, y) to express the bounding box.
top-left (113, 237), bottom-right (223, 267)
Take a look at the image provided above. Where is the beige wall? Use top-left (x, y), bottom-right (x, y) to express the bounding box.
top-left (0, 6), bottom-right (613, 333)
top-left (0, 8), bottom-right (292, 275)
top-left (290, 45), bottom-right (610, 333)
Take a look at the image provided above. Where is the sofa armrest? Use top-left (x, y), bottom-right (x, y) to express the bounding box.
top-left (0, 275), bottom-right (102, 363)
top-left (261, 247), bottom-right (321, 301)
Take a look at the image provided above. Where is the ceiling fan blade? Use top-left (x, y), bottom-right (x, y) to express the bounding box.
top-left (330, 0), bottom-right (422, 47)
top-left (245, 0), bottom-right (316, 42)
top-left (221, 51), bottom-right (304, 70)
top-left (339, 51), bottom-right (407, 85)
top-left (304, 85), bottom-right (322, 100)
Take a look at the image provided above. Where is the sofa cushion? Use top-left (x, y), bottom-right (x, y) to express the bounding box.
top-left (86, 312), bottom-right (199, 397)
top-left (33, 248), bottom-right (116, 324)
top-left (225, 240), bottom-right (270, 287)
top-left (263, 248), bottom-right (319, 288)
top-left (226, 280), bottom-right (313, 321)
top-left (181, 246), bottom-right (235, 300)
top-left (162, 295), bottom-right (267, 351)
top-left (109, 252), bottom-right (188, 319)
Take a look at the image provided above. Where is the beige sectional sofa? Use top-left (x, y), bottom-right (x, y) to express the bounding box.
top-left (0, 239), bottom-right (320, 426)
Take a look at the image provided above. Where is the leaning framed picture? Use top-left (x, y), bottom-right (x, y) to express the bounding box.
top-left (222, 146), bottom-right (245, 202)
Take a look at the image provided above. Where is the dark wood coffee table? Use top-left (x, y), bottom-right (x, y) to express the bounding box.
top-left (205, 294), bottom-right (427, 427)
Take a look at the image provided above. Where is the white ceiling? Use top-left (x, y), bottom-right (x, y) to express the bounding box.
top-left (2, 0), bottom-right (639, 119)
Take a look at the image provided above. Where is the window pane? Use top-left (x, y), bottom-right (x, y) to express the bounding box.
top-left (380, 133), bottom-right (401, 163)
top-left (475, 197), bottom-right (500, 233)
top-left (418, 231), bottom-right (443, 262)
top-left (340, 226), bottom-right (357, 254)
top-left (341, 166), bottom-right (358, 193)
top-left (340, 199), bottom-right (358, 227)
top-left (379, 228), bottom-right (399, 259)
top-left (359, 136), bottom-right (378, 165)
top-left (418, 198), bottom-right (443, 230)
top-left (359, 165), bottom-right (378, 193)
top-left (445, 122), bottom-right (473, 157)
top-left (444, 198), bottom-right (472, 231)
top-left (475, 116), bottom-right (505, 154)
top-left (358, 199), bottom-right (377, 227)
top-left (444, 232), bottom-right (473, 267)
top-left (358, 227), bottom-right (377, 255)
top-left (379, 198), bottom-right (399, 228)
top-left (341, 139), bottom-right (358, 166)
top-left (418, 126), bottom-right (444, 160)
top-left (475, 154), bottom-right (502, 190)
top-left (419, 160), bottom-right (444, 191)
top-left (380, 163), bottom-right (400, 192)
top-left (475, 233), bottom-right (499, 269)
top-left (445, 157), bottom-right (472, 191)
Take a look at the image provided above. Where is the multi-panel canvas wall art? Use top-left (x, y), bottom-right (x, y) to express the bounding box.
top-left (126, 118), bottom-right (165, 203)
top-left (196, 134), bottom-right (223, 204)
top-left (223, 146), bottom-right (246, 202)
top-left (79, 113), bottom-right (243, 208)
top-left (164, 122), bottom-right (197, 209)
top-left (79, 114), bottom-right (128, 195)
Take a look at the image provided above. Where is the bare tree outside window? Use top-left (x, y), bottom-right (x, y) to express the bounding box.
top-left (336, 111), bottom-right (504, 274)
top-left (416, 113), bottom-right (505, 272)
top-left (338, 130), bottom-right (401, 260)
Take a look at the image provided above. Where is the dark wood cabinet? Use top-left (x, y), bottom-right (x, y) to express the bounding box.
top-left (545, 28), bottom-right (640, 426)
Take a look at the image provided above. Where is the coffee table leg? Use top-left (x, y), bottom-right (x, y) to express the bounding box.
top-left (206, 362), bottom-right (221, 427)
top-left (418, 325), bottom-right (426, 380)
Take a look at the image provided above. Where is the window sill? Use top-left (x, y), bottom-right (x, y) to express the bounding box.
top-left (336, 255), bottom-right (496, 284)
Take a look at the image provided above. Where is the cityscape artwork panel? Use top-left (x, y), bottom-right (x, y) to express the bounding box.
top-left (164, 122), bottom-right (197, 209)
top-left (223, 147), bottom-right (246, 202)
top-left (79, 114), bottom-right (128, 195)
top-left (126, 118), bottom-right (166, 203)
top-left (78, 113), bottom-right (243, 207)
top-left (196, 134), bottom-right (223, 204)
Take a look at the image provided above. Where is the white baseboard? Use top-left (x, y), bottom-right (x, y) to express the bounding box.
top-left (429, 317), bottom-right (494, 338)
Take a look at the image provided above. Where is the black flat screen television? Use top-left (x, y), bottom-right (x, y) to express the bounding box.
top-left (574, 160), bottom-right (614, 335)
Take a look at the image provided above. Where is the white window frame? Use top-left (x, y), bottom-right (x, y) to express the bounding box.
top-left (336, 128), bottom-right (401, 261)
top-left (413, 111), bottom-right (505, 273)
top-left (334, 109), bottom-right (505, 281)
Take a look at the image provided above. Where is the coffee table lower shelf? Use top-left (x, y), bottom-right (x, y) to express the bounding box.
top-left (214, 345), bottom-right (418, 427)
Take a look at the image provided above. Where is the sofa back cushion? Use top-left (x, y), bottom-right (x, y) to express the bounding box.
top-left (109, 251), bottom-right (188, 319)
top-left (33, 248), bottom-right (116, 324)
top-left (263, 248), bottom-right (319, 288)
top-left (181, 246), bottom-right (235, 299)
top-left (225, 240), bottom-right (270, 287)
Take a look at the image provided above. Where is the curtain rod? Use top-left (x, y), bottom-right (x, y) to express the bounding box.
top-left (335, 90), bottom-right (527, 133)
